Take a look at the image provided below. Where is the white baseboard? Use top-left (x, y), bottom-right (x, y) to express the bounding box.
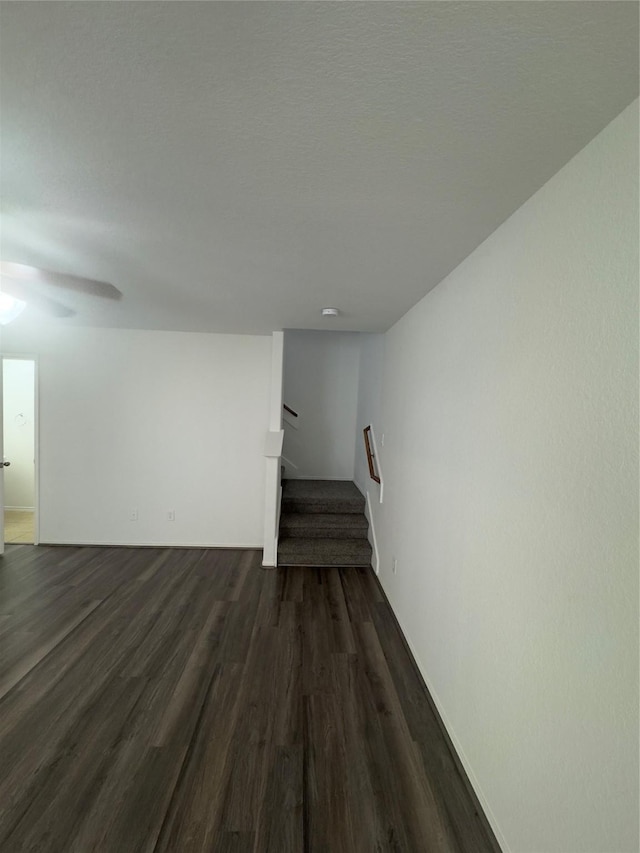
top-left (4, 506), bottom-right (35, 512)
top-left (281, 455), bottom-right (299, 471)
top-left (364, 490), bottom-right (380, 575)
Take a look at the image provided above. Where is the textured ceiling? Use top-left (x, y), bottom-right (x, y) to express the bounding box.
top-left (0, 2), bottom-right (638, 334)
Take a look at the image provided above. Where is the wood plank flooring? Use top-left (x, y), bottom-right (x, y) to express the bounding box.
top-left (0, 545), bottom-right (499, 853)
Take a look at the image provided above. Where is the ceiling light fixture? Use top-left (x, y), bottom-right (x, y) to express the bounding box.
top-left (321, 307), bottom-right (339, 317)
top-left (0, 291), bottom-right (27, 325)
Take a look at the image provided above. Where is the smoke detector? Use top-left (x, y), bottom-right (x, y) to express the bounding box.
top-left (321, 307), bottom-right (339, 317)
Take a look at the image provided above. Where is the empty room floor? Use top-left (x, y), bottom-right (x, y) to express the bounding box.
top-left (3, 510), bottom-right (34, 544)
top-left (0, 545), bottom-right (497, 852)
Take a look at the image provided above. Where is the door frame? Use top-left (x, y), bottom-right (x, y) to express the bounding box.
top-left (1, 353), bottom-right (40, 549)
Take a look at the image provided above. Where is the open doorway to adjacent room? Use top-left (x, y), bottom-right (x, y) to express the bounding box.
top-left (2, 357), bottom-right (37, 545)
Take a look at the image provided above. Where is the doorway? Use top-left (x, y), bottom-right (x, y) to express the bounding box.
top-left (2, 357), bottom-right (37, 546)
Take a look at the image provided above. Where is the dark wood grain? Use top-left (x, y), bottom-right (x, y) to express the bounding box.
top-left (0, 544), bottom-right (500, 852)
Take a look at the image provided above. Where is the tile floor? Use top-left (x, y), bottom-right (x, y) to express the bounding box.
top-left (4, 510), bottom-right (35, 544)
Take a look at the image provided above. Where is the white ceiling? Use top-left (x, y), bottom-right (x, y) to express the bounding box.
top-left (1, 2), bottom-right (638, 334)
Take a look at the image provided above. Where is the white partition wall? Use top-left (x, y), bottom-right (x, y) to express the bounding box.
top-left (2, 325), bottom-right (272, 548)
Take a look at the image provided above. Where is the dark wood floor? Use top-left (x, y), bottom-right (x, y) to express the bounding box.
top-left (0, 544), bottom-right (498, 853)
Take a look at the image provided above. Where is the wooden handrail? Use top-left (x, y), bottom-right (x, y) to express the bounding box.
top-left (363, 425), bottom-right (381, 484)
top-left (283, 403), bottom-right (299, 418)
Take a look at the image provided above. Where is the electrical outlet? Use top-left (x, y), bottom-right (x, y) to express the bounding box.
top-left (392, 557), bottom-right (397, 575)
top-left (129, 509), bottom-right (138, 522)
top-left (167, 510), bottom-right (175, 521)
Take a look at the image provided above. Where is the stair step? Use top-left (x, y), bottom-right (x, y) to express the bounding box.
top-left (279, 512), bottom-right (368, 540)
top-left (277, 537), bottom-right (372, 567)
top-left (281, 479), bottom-right (365, 515)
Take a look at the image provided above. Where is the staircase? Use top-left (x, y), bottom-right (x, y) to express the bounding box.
top-left (278, 479), bottom-right (372, 567)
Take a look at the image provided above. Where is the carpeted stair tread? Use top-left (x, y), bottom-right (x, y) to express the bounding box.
top-left (279, 512), bottom-right (368, 540)
top-left (282, 479), bottom-right (363, 500)
top-left (278, 480), bottom-right (370, 567)
top-left (277, 536), bottom-right (372, 567)
top-left (281, 479), bottom-right (365, 515)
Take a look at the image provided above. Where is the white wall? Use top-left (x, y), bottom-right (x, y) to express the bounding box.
top-left (1, 326), bottom-right (271, 547)
top-left (354, 333), bottom-right (385, 495)
top-left (283, 330), bottom-right (360, 479)
top-left (2, 358), bottom-right (35, 510)
top-left (353, 333), bottom-right (385, 572)
top-left (356, 101), bottom-right (639, 853)
top-left (263, 331), bottom-right (284, 567)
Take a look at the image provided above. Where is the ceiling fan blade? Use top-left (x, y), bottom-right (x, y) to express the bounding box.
top-left (1, 278), bottom-right (76, 318)
top-left (0, 262), bottom-right (121, 301)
